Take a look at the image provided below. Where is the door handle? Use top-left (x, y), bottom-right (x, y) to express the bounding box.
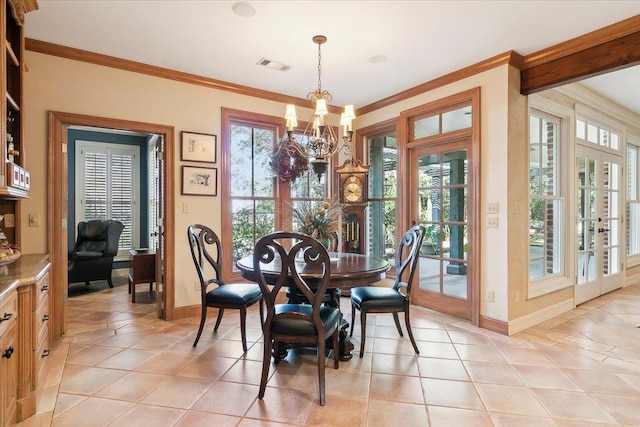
top-left (597, 228), bottom-right (610, 233)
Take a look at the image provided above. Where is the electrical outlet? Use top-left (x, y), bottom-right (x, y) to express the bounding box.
top-left (486, 290), bottom-right (495, 302)
top-left (3, 214), bottom-right (14, 228)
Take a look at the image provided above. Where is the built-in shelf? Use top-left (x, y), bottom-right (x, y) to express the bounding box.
top-left (5, 93), bottom-right (19, 112)
top-left (5, 42), bottom-right (18, 67)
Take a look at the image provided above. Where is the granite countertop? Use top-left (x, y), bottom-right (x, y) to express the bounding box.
top-left (0, 254), bottom-right (50, 300)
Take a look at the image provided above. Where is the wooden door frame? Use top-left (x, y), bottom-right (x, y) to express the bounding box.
top-left (47, 111), bottom-right (175, 340)
top-left (398, 87), bottom-right (481, 326)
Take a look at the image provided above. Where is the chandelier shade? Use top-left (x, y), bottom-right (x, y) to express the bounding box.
top-left (284, 35), bottom-right (355, 178)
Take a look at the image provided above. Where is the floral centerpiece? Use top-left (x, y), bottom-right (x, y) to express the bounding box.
top-left (290, 199), bottom-right (344, 247)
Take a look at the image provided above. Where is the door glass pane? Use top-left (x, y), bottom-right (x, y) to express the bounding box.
top-left (442, 106), bottom-right (471, 133)
top-left (413, 115), bottom-right (439, 139)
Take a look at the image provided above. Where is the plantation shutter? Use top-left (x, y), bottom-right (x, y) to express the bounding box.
top-left (76, 141), bottom-right (139, 254)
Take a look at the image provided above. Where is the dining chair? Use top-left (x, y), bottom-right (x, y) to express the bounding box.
top-left (254, 231), bottom-right (340, 406)
top-left (350, 224), bottom-right (426, 357)
top-left (187, 224), bottom-right (263, 351)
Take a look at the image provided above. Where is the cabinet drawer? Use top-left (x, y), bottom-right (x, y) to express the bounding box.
top-left (33, 274), bottom-right (49, 311)
top-left (1, 321), bottom-right (18, 427)
top-left (34, 297), bottom-right (50, 348)
top-left (0, 291), bottom-right (17, 338)
top-left (34, 323), bottom-right (49, 390)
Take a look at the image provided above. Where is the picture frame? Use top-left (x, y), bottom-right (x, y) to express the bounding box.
top-left (181, 131), bottom-right (217, 163)
top-left (182, 166), bottom-right (217, 196)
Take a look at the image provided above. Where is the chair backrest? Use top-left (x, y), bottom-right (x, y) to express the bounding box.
top-left (393, 224), bottom-right (426, 294)
top-left (187, 224), bottom-right (224, 292)
top-left (253, 232), bottom-right (331, 330)
top-left (74, 219), bottom-right (124, 256)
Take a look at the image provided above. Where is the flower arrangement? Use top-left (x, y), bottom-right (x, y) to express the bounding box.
top-left (270, 139), bottom-right (309, 183)
top-left (290, 199), bottom-right (343, 241)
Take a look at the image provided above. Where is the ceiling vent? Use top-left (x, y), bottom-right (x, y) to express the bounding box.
top-left (257, 58), bottom-right (290, 72)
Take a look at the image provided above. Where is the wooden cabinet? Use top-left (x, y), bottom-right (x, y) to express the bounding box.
top-left (16, 262), bottom-right (49, 422)
top-left (0, 287), bottom-right (18, 427)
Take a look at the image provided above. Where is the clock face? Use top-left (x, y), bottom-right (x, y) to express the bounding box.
top-left (343, 176), bottom-right (363, 202)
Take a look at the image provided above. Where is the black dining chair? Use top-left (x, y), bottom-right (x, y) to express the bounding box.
top-left (254, 231), bottom-right (340, 406)
top-left (350, 224), bottom-right (426, 357)
top-left (187, 224), bottom-right (263, 352)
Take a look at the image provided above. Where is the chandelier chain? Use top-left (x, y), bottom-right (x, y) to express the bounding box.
top-left (317, 40), bottom-right (322, 93)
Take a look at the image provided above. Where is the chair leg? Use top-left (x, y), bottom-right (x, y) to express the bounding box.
top-left (350, 303), bottom-right (356, 337)
top-left (107, 278), bottom-right (114, 288)
top-left (392, 312), bottom-right (404, 337)
top-left (240, 307), bottom-right (248, 352)
top-left (359, 310), bottom-right (367, 358)
top-left (131, 282), bottom-right (136, 303)
top-left (333, 328), bottom-right (339, 369)
top-left (258, 334), bottom-right (272, 400)
top-left (193, 304), bottom-right (207, 347)
top-left (85, 281), bottom-right (91, 286)
top-left (405, 310), bottom-right (419, 355)
top-left (318, 335), bottom-right (326, 406)
top-left (213, 308), bottom-right (224, 331)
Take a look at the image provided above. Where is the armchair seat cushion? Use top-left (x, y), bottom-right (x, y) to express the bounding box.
top-left (271, 303), bottom-right (340, 336)
top-left (351, 286), bottom-right (405, 310)
top-left (72, 251), bottom-right (104, 260)
top-left (205, 283), bottom-right (262, 306)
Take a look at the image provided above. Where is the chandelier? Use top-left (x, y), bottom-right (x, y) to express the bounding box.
top-left (284, 35), bottom-right (355, 178)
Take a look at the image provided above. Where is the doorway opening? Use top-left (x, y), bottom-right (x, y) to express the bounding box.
top-left (47, 111), bottom-right (175, 340)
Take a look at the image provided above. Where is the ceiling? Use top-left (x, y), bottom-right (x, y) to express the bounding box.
top-left (24, 1), bottom-right (640, 114)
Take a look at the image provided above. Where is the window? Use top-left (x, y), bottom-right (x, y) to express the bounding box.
top-left (529, 110), bottom-right (564, 281)
top-left (367, 133), bottom-right (397, 261)
top-left (627, 139), bottom-right (640, 258)
top-left (75, 141), bottom-right (139, 254)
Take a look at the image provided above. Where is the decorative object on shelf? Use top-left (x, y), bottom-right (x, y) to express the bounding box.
top-left (0, 214), bottom-right (20, 266)
top-left (290, 199), bottom-right (344, 245)
top-left (182, 165), bottom-right (217, 196)
top-left (270, 138), bottom-right (309, 183)
top-left (181, 131), bottom-right (217, 163)
top-left (283, 35), bottom-right (356, 178)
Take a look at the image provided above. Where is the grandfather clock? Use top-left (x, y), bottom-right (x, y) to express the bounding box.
top-left (336, 158), bottom-right (369, 254)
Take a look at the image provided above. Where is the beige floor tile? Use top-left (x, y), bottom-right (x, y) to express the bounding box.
top-left (490, 413), bottom-right (558, 427)
top-left (109, 403), bottom-right (185, 426)
top-left (371, 353), bottom-right (419, 376)
top-left (96, 348), bottom-right (158, 370)
top-left (590, 392), bottom-right (640, 425)
top-left (134, 352), bottom-right (199, 375)
top-left (532, 389), bottom-right (618, 424)
top-left (64, 344), bottom-right (123, 366)
top-left (245, 388), bottom-right (314, 424)
top-left (463, 360), bottom-right (524, 385)
top-left (51, 397), bottom-right (134, 426)
top-left (369, 372), bottom-right (424, 404)
top-left (192, 381), bottom-right (260, 416)
top-left (305, 394), bottom-right (368, 426)
top-left (220, 358), bottom-right (267, 385)
top-left (141, 376), bottom-right (212, 409)
top-left (421, 378), bottom-right (484, 410)
top-left (58, 366), bottom-right (128, 395)
top-left (562, 368), bottom-right (640, 395)
top-left (323, 367), bottom-right (371, 399)
top-left (175, 354), bottom-right (237, 380)
top-left (174, 411), bottom-right (241, 427)
top-left (94, 371), bottom-right (170, 401)
top-left (427, 406), bottom-right (493, 427)
top-left (510, 364), bottom-right (582, 391)
top-left (417, 357), bottom-right (470, 381)
top-left (454, 343), bottom-right (506, 362)
top-left (367, 399), bottom-right (428, 427)
top-left (474, 383), bottom-right (549, 417)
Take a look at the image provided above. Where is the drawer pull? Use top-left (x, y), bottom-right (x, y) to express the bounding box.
top-left (0, 312), bottom-right (13, 323)
top-left (2, 346), bottom-right (14, 359)
top-left (41, 285), bottom-right (49, 292)
top-left (42, 314), bottom-right (50, 322)
top-left (41, 349), bottom-right (50, 358)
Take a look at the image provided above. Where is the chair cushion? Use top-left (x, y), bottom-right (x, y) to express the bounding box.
top-left (205, 283), bottom-right (262, 306)
top-left (271, 304), bottom-right (340, 336)
top-left (351, 286), bottom-right (405, 310)
top-left (72, 251), bottom-right (104, 260)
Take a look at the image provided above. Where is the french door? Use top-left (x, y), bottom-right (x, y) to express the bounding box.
top-left (409, 140), bottom-right (473, 319)
top-left (575, 145), bottom-right (623, 304)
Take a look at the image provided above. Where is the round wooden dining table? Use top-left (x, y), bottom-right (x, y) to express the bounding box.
top-left (236, 252), bottom-right (390, 360)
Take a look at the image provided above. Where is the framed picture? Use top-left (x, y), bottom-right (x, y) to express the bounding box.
top-left (182, 166), bottom-right (217, 196)
top-left (181, 131), bottom-right (217, 163)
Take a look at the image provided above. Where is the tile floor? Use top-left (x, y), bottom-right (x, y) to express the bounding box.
top-left (16, 281), bottom-right (640, 426)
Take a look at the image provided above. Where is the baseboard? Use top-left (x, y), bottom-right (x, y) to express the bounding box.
top-left (508, 298), bottom-right (574, 335)
top-left (173, 304), bottom-right (200, 320)
top-left (478, 315), bottom-right (508, 335)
